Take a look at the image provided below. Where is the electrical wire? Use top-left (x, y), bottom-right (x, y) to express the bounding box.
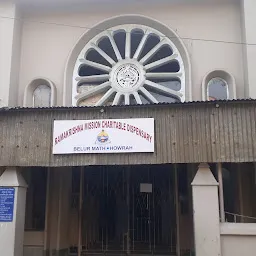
top-left (0, 14), bottom-right (255, 46)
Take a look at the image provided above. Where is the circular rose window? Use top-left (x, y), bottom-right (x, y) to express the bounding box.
top-left (72, 24), bottom-right (185, 106)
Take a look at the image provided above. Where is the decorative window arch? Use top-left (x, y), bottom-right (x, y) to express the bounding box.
top-left (24, 78), bottom-right (56, 107)
top-left (64, 15), bottom-right (191, 106)
top-left (202, 70), bottom-right (236, 101)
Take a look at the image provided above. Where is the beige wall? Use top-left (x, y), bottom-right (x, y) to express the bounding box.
top-left (24, 231), bottom-right (44, 246)
top-left (0, 3), bottom-right (22, 107)
top-left (221, 223), bottom-right (256, 256)
top-left (241, 0), bottom-right (256, 98)
top-left (3, 1), bottom-right (256, 107)
top-left (17, 1), bottom-right (243, 106)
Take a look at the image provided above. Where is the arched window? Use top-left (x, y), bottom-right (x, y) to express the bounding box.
top-left (202, 70), bottom-right (236, 101)
top-left (64, 15), bottom-right (191, 106)
top-left (33, 84), bottom-right (51, 107)
top-left (207, 77), bottom-right (228, 101)
top-left (24, 78), bottom-right (56, 107)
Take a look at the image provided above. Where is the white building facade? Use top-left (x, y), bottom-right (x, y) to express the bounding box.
top-left (1, 1), bottom-right (256, 256)
top-left (1, 0), bottom-right (256, 108)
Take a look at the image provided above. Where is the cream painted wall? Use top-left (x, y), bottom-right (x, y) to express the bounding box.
top-left (24, 231), bottom-right (44, 246)
top-left (17, 1), bottom-right (244, 106)
top-left (221, 223), bottom-right (256, 256)
top-left (0, 3), bottom-right (22, 107)
top-left (241, 0), bottom-right (256, 98)
top-left (222, 236), bottom-right (256, 256)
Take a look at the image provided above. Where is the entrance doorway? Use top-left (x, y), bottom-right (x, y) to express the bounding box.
top-left (69, 164), bottom-right (193, 256)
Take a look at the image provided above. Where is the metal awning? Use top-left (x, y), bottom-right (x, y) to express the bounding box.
top-left (0, 100), bottom-right (255, 166)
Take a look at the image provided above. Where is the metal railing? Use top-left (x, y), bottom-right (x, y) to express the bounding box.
top-left (224, 211), bottom-right (256, 223)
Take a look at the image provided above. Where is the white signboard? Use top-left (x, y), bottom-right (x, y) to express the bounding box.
top-left (53, 118), bottom-right (154, 154)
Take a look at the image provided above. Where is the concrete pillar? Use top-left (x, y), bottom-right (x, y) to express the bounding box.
top-left (0, 3), bottom-right (22, 107)
top-left (241, 0), bottom-right (256, 98)
top-left (191, 163), bottom-right (221, 256)
top-left (0, 167), bottom-right (28, 256)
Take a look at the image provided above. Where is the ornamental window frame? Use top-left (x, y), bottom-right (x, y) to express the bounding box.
top-left (64, 15), bottom-right (192, 106)
top-left (207, 77), bottom-right (229, 101)
top-left (202, 70), bottom-right (236, 101)
top-left (24, 78), bottom-right (56, 107)
top-left (72, 24), bottom-right (185, 106)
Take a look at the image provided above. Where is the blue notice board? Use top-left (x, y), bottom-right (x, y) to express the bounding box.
top-left (0, 188), bottom-right (15, 222)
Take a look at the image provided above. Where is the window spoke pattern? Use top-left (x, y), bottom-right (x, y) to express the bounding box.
top-left (73, 25), bottom-right (185, 106)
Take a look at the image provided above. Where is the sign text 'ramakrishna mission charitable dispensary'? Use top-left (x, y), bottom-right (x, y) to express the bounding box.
top-left (53, 118), bottom-right (154, 154)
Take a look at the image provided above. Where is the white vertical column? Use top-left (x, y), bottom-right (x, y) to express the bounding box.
top-left (0, 167), bottom-right (28, 256)
top-left (217, 163), bottom-right (225, 222)
top-left (191, 163), bottom-right (221, 256)
top-left (241, 0), bottom-right (256, 98)
top-left (0, 3), bottom-right (22, 107)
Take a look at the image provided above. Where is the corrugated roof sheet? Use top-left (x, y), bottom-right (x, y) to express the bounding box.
top-left (0, 98), bottom-right (255, 112)
top-left (0, 99), bottom-right (256, 167)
